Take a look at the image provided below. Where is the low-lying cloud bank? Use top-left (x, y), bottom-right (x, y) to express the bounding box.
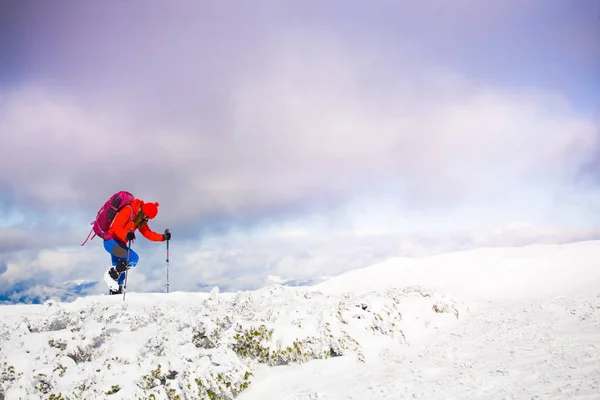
top-left (2, 222), bottom-right (598, 304)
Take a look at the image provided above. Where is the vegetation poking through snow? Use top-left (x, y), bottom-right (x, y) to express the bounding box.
top-left (0, 284), bottom-right (464, 399)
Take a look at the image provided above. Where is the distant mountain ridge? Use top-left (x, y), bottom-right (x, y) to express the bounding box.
top-left (0, 279), bottom-right (97, 305)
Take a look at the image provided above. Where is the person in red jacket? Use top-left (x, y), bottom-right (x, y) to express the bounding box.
top-left (102, 199), bottom-right (171, 294)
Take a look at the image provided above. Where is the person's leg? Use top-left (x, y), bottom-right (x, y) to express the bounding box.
top-left (126, 248), bottom-right (139, 267)
top-left (104, 239), bottom-right (139, 264)
top-left (104, 239), bottom-right (129, 259)
top-left (117, 248), bottom-right (139, 285)
top-left (103, 240), bottom-right (139, 288)
top-left (103, 240), bottom-right (120, 282)
top-left (103, 240), bottom-right (123, 292)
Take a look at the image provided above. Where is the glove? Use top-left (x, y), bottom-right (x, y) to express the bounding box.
top-left (126, 231), bottom-right (136, 241)
top-left (163, 229), bottom-right (171, 241)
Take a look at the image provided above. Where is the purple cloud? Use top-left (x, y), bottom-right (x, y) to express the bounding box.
top-left (0, 0), bottom-right (597, 231)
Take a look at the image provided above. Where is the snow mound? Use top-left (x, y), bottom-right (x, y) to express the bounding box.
top-left (314, 240), bottom-right (600, 301)
top-left (0, 284), bottom-right (465, 399)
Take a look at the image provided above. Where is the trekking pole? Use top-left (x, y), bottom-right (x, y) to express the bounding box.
top-left (165, 228), bottom-right (170, 293)
top-left (123, 229), bottom-right (132, 301)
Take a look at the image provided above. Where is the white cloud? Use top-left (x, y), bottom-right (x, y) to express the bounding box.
top-left (2, 38), bottom-right (596, 228)
top-left (164, 220), bottom-right (600, 292)
top-left (3, 216), bottom-right (599, 302)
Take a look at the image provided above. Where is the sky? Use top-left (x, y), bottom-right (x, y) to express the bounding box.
top-left (0, 0), bottom-right (599, 303)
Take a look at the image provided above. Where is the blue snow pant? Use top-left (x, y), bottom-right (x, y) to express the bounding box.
top-left (104, 239), bottom-right (139, 285)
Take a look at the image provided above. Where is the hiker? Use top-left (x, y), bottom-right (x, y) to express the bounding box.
top-left (103, 199), bottom-right (171, 294)
top-left (81, 191), bottom-right (171, 295)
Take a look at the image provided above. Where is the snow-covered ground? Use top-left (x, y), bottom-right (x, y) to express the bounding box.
top-left (1, 240), bottom-right (600, 399)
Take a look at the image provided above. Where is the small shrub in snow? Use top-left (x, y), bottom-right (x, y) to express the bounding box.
top-left (66, 345), bottom-right (94, 364)
top-left (230, 320), bottom-right (358, 366)
top-left (129, 314), bottom-right (152, 331)
top-left (432, 303), bottom-right (460, 319)
top-left (48, 338), bottom-right (67, 351)
top-left (135, 364), bottom-right (184, 399)
top-left (29, 312), bottom-right (69, 333)
top-left (138, 364), bottom-right (177, 390)
top-left (231, 323), bottom-right (273, 363)
top-left (53, 364), bottom-right (67, 377)
top-left (141, 332), bottom-right (168, 357)
top-left (217, 315), bottom-right (233, 331)
top-left (193, 369), bottom-right (253, 400)
top-left (0, 364), bottom-right (18, 383)
top-left (192, 321), bottom-right (222, 349)
top-left (401, 286), bottom-right (434, 297)
top-left (0, 324), bottom-right (10, 342)
top-left (105, 385), bottom-right (120, 395)
top-left (34, 373), bottom-right (52, 395)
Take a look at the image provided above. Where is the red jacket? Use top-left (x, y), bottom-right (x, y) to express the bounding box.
top-left (108, 199), bottom-right (164, 243)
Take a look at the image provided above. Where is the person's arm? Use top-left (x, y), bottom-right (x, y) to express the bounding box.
top-left (138, 223), bottom-right (165, 242)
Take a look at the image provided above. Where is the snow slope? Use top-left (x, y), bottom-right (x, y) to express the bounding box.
top-left (313, 240), bottom-right (600, 301)
top-left (240, 241), bottom-right (600, 400)
top-left (1, 240), bottom-right (600, 399)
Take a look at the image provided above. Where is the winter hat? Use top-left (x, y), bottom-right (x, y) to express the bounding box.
top-left (141, 202), bottom-right (159, 219)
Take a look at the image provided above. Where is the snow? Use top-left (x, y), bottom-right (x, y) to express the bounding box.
top-left (313, 240), bottom-right (600, 301)
top-left (1, 240), bottom-right (600, 399)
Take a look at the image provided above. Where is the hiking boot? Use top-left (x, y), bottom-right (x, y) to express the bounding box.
top-left (109, 285), bottom-right (123, 295)
top-left (108, 267), bottom-right (119, 281)
top-left (104, 268), bottom-right (121, 292)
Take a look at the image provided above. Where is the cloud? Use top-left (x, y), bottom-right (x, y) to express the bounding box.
top-left (2, 1), bottom-right (597, 227)
top-left (0, 226), bottom-right (85, 253)
top-left (3, 218), bottom-right (598, 304)
top-left (1, 39), bottom-right (597, 231)
top-left (146, 221), bottom-right (600, 293)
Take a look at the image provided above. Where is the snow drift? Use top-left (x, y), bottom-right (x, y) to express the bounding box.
top-left (1, 240), bottom-right (600, 399)
top-left (0, 284), bottom-right (463, 399)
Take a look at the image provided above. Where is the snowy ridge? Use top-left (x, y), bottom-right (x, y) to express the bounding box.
top-left (0, 284), bottom-right (465, 399)
top-left (313, 240), bottom-right (600, 301)
top-left (2, 240), bottom-right (600, 399)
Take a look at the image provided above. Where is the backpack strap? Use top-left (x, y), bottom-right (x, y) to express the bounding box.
top-left (126, 204), bottom-right (136, 223)
top-left (80, 223), bottom-right (96, 246)
top-left (113, 204), bottom-right (135, 224)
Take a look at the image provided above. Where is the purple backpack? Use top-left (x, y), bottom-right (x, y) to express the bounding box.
top-left (81, 191), bottom-right (135, 245)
